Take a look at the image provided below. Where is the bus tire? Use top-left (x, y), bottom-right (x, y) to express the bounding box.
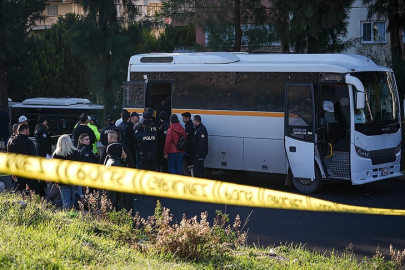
top-left (291, 167), bottom-right (323, 194)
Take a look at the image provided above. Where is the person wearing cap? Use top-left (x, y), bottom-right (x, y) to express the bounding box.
top-left (34, 115), bottom-right (52, 157)
top-left (136, 119), bottom-right (158, 171)
top-left (71, 113), bottom-right (96, 147)
top-left (181, 111), bottom-right (194, 168)
top-left (164, 114), bottom-right (187, 175)
top-left (192, 115), bottom-right (209, 178)
top-left (0, 105), bottom-right (10, 149)
top-left (88, 115), bottom-right (100, 155)
top-left (157, 111), bottom-right (170, 172)
top-left (18, 115), bottom-right (28, 125)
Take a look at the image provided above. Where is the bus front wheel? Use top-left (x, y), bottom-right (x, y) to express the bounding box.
top-left (291, 168), bottom-right (323, 194)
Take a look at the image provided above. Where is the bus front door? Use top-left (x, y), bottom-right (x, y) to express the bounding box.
top-left (285, 84), bottom-right (318, 193)
top-left (123, 81), bottom-right (148, 111)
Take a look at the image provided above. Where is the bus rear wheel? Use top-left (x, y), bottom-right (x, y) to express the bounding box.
top-left (291, 168), bottom-right (323, 194)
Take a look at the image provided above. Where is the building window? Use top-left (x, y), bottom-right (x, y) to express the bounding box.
top-left (47, 5), bottom-right (58, 16)
top-left (361, 21), bottom-right (386, 43)
top-left (146, 3), bottom-right (162, 17)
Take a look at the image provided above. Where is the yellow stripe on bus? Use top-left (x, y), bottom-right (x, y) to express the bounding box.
top-left (172, 109), bottom-right (285, 117)
top-left (1, 152), bottom-right (404, 216)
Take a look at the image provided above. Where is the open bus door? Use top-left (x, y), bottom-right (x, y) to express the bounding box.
top-left (123, 80), bottom-right (148, 111)
top-left (285, 84), bottom-right (322, 193)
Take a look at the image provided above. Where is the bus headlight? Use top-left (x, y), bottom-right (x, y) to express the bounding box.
top-left (355, 146), bottom-right (370, 158)
top-left (395, 143), bottom-right (401, 154)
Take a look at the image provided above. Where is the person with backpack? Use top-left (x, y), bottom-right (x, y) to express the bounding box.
top-left (164, 114), bottom-right (186, 175)
top-left (191, 115), bottom-right (209, 178)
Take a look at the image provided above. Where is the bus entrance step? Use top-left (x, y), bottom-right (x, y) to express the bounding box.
top-left (329, 163), bottom-right (350, 178)
top-left (331, 151), bottom-right (349, 164)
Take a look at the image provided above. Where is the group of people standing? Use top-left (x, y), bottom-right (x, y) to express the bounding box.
top-left (101, 108), bottom-right (209, 178)
top-left (7, 115), bottom-right (53, 198)
top-left (4, 107), bottom-right (209, 211)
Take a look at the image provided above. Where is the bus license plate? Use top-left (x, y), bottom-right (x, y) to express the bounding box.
top-left (381, 167), bottom-right (389, 176)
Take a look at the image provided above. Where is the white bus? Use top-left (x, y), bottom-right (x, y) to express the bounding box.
top-left (123, 52), bottom-right (402, 193)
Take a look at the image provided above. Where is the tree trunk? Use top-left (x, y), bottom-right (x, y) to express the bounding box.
top-left (232, 0), bottom-right (242, 52)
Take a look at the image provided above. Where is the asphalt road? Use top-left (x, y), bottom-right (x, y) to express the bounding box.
top-left (134, 171), bottom-right (405, 259)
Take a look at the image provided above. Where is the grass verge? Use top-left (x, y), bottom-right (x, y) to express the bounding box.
top-left (0, 191), bottom-right (403, 269)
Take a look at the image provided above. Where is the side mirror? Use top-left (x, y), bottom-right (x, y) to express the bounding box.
top-left (356, 92), bottom-right (365, 109)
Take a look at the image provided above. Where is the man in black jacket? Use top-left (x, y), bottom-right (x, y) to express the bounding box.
top-left (99, 130), bottom-right (135, 168)
top-left (34, 115), bottom-right (52, 157)
top-left (191, 115), bottom-right (209, 178)
top-left (182, 112), bottom-right (194, 168)
top-left (157, 111), bottom-right (170, 172)
top-left (118, 110), bottom-right (135, 157)
top-left (100, 114), bottom-right (124, 146)
top-left (71, 113), bottom-right (96, 147)
top-left (8, 124), bottom-right (43, 195)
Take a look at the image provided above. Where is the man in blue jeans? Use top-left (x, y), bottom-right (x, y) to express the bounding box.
top-left (164, 114), bottom-right (186, 174)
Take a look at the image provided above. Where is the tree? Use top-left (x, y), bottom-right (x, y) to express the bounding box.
top-left (12, 13), bottom-right (91, 101)
top-left (161, 0), bottom-right (269, 51)
top-left (270, 0), bottom-right (356, 53)
top-left (0, 0), bottom-right (45, 107)
top-left (362, 0), bottom-right (405, 99)
top-left (71, 0), bottom-right (138, 114)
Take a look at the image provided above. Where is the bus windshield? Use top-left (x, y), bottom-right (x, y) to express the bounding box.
top-left (351, 71), bottom-right (399, 126)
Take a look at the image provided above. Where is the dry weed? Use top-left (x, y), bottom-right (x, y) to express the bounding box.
top-left (137, 200), bottom-right (249, 261)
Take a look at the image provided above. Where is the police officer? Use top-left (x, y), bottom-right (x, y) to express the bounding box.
top-left (136, 119), bottom-right (158, 171)
top-left (34, 115), bottom-right (52, 157)
top-left (133, 111), bottom-right (157, 168)
top-left (191, 115), bottom-right (209, 178)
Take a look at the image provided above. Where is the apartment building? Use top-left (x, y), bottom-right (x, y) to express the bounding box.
top-left (344, 0), bottom-right (392, 65)
top-left (34, 0), bottom-right (164, 31)
top-left (34, 0), bottom-right (84, 31)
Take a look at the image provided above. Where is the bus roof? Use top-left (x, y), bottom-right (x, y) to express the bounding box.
top-left (12, 98), bottom-right (103, 109)
top-left (128, 52), bottom-right (390, 74)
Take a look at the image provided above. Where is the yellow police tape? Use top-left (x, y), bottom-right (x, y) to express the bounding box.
top-left (1, 152), bottom-right (405, 216)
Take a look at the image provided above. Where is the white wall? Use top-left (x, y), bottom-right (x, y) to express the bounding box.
top-left (345, 0), bottom-right (391, 66)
